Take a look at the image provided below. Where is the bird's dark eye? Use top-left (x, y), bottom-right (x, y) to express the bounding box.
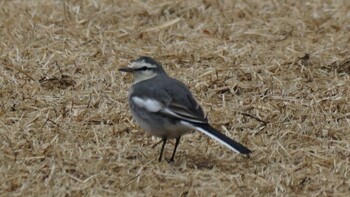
top-left (135, 66), bottom-right (152, 71)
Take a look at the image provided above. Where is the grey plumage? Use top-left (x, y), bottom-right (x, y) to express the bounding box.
top-left (119, 56), bottom-right (251, 162)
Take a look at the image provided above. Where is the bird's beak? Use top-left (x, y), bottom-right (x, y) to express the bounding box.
top-left (118, 67), bottom-right (134, 73)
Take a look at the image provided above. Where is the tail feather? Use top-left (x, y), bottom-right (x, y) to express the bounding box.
top-left (181, 121), bottom-right (252, 154)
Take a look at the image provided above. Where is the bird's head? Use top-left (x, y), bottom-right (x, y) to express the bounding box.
top-left (119, 56), bottom-right (166, 84)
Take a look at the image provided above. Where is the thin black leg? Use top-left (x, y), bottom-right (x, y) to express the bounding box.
top-left (158, 138), bottom-right (167, 162)
top-left (169, 137), bottom-right (181, 163)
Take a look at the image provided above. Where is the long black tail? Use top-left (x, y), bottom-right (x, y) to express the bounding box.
top-left (181, 121), bottom-right (252, 154)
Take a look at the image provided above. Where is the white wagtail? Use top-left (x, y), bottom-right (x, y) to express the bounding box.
top-left (119, 56), bottom-right (251, 162)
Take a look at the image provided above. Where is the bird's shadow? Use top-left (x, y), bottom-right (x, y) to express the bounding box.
top-left (169, 153), bottom-right (251, 171)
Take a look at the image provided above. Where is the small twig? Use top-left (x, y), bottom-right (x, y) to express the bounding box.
top-left (66, 173), bottom-right (96, 184)
top-left (123, 167), bottom-right (144, 188)
top-left (4, 63), bottom-right (36, 81)
top-left (82, 93), bottom-right (92, 117)
top-left (239, 112), bottom-right (268, 125)
top-left (123, 174), bottom-right (140, 188)
top-left (41, 118), bottom-right (60, 129)
top-left (54, 61), bottom-right (64, 78)
top-left (151, 139), bottom-right (164, 148)
top-left (143, 18), bottom-right (181, 32)
top-left (86, 93), bottom-right (92, 109)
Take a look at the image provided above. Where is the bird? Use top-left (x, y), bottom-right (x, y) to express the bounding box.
top-left (119, 56), bottom-right (251, 162)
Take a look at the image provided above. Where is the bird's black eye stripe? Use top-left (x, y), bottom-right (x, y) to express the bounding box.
top-left (134, 66), bottom-right (152, 71)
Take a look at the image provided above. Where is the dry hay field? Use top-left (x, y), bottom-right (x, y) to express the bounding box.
top-left (1, 0), bottom-right (350, 196)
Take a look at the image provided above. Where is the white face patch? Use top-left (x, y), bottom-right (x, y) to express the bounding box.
top-left (129, 61), bottom-right (157, 69)
top-left (132, 97), bottom-right (163, 112)
top-left (133, 70), bottom-right (157, 84)
top-left (129, 61), bottom-right (158, 84)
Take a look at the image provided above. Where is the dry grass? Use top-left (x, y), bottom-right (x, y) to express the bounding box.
top-left (1, 0), bottom-right (350, 196)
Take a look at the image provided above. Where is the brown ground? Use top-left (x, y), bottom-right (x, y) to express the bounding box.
top-left (1, 0), bottom-right (350, 196)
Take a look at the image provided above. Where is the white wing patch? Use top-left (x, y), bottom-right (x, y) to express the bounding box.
top-left (132, 97), bottom-right (206, 123)
top-left (161, 108), bottom-right (206, 123)
top-left (132, 97), bottom-right (163, 112)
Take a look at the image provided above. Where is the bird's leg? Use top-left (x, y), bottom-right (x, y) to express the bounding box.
top-left (159, 137), bottom-right (167, 162)
top-left (169, 137), bottom-right (181, 163)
